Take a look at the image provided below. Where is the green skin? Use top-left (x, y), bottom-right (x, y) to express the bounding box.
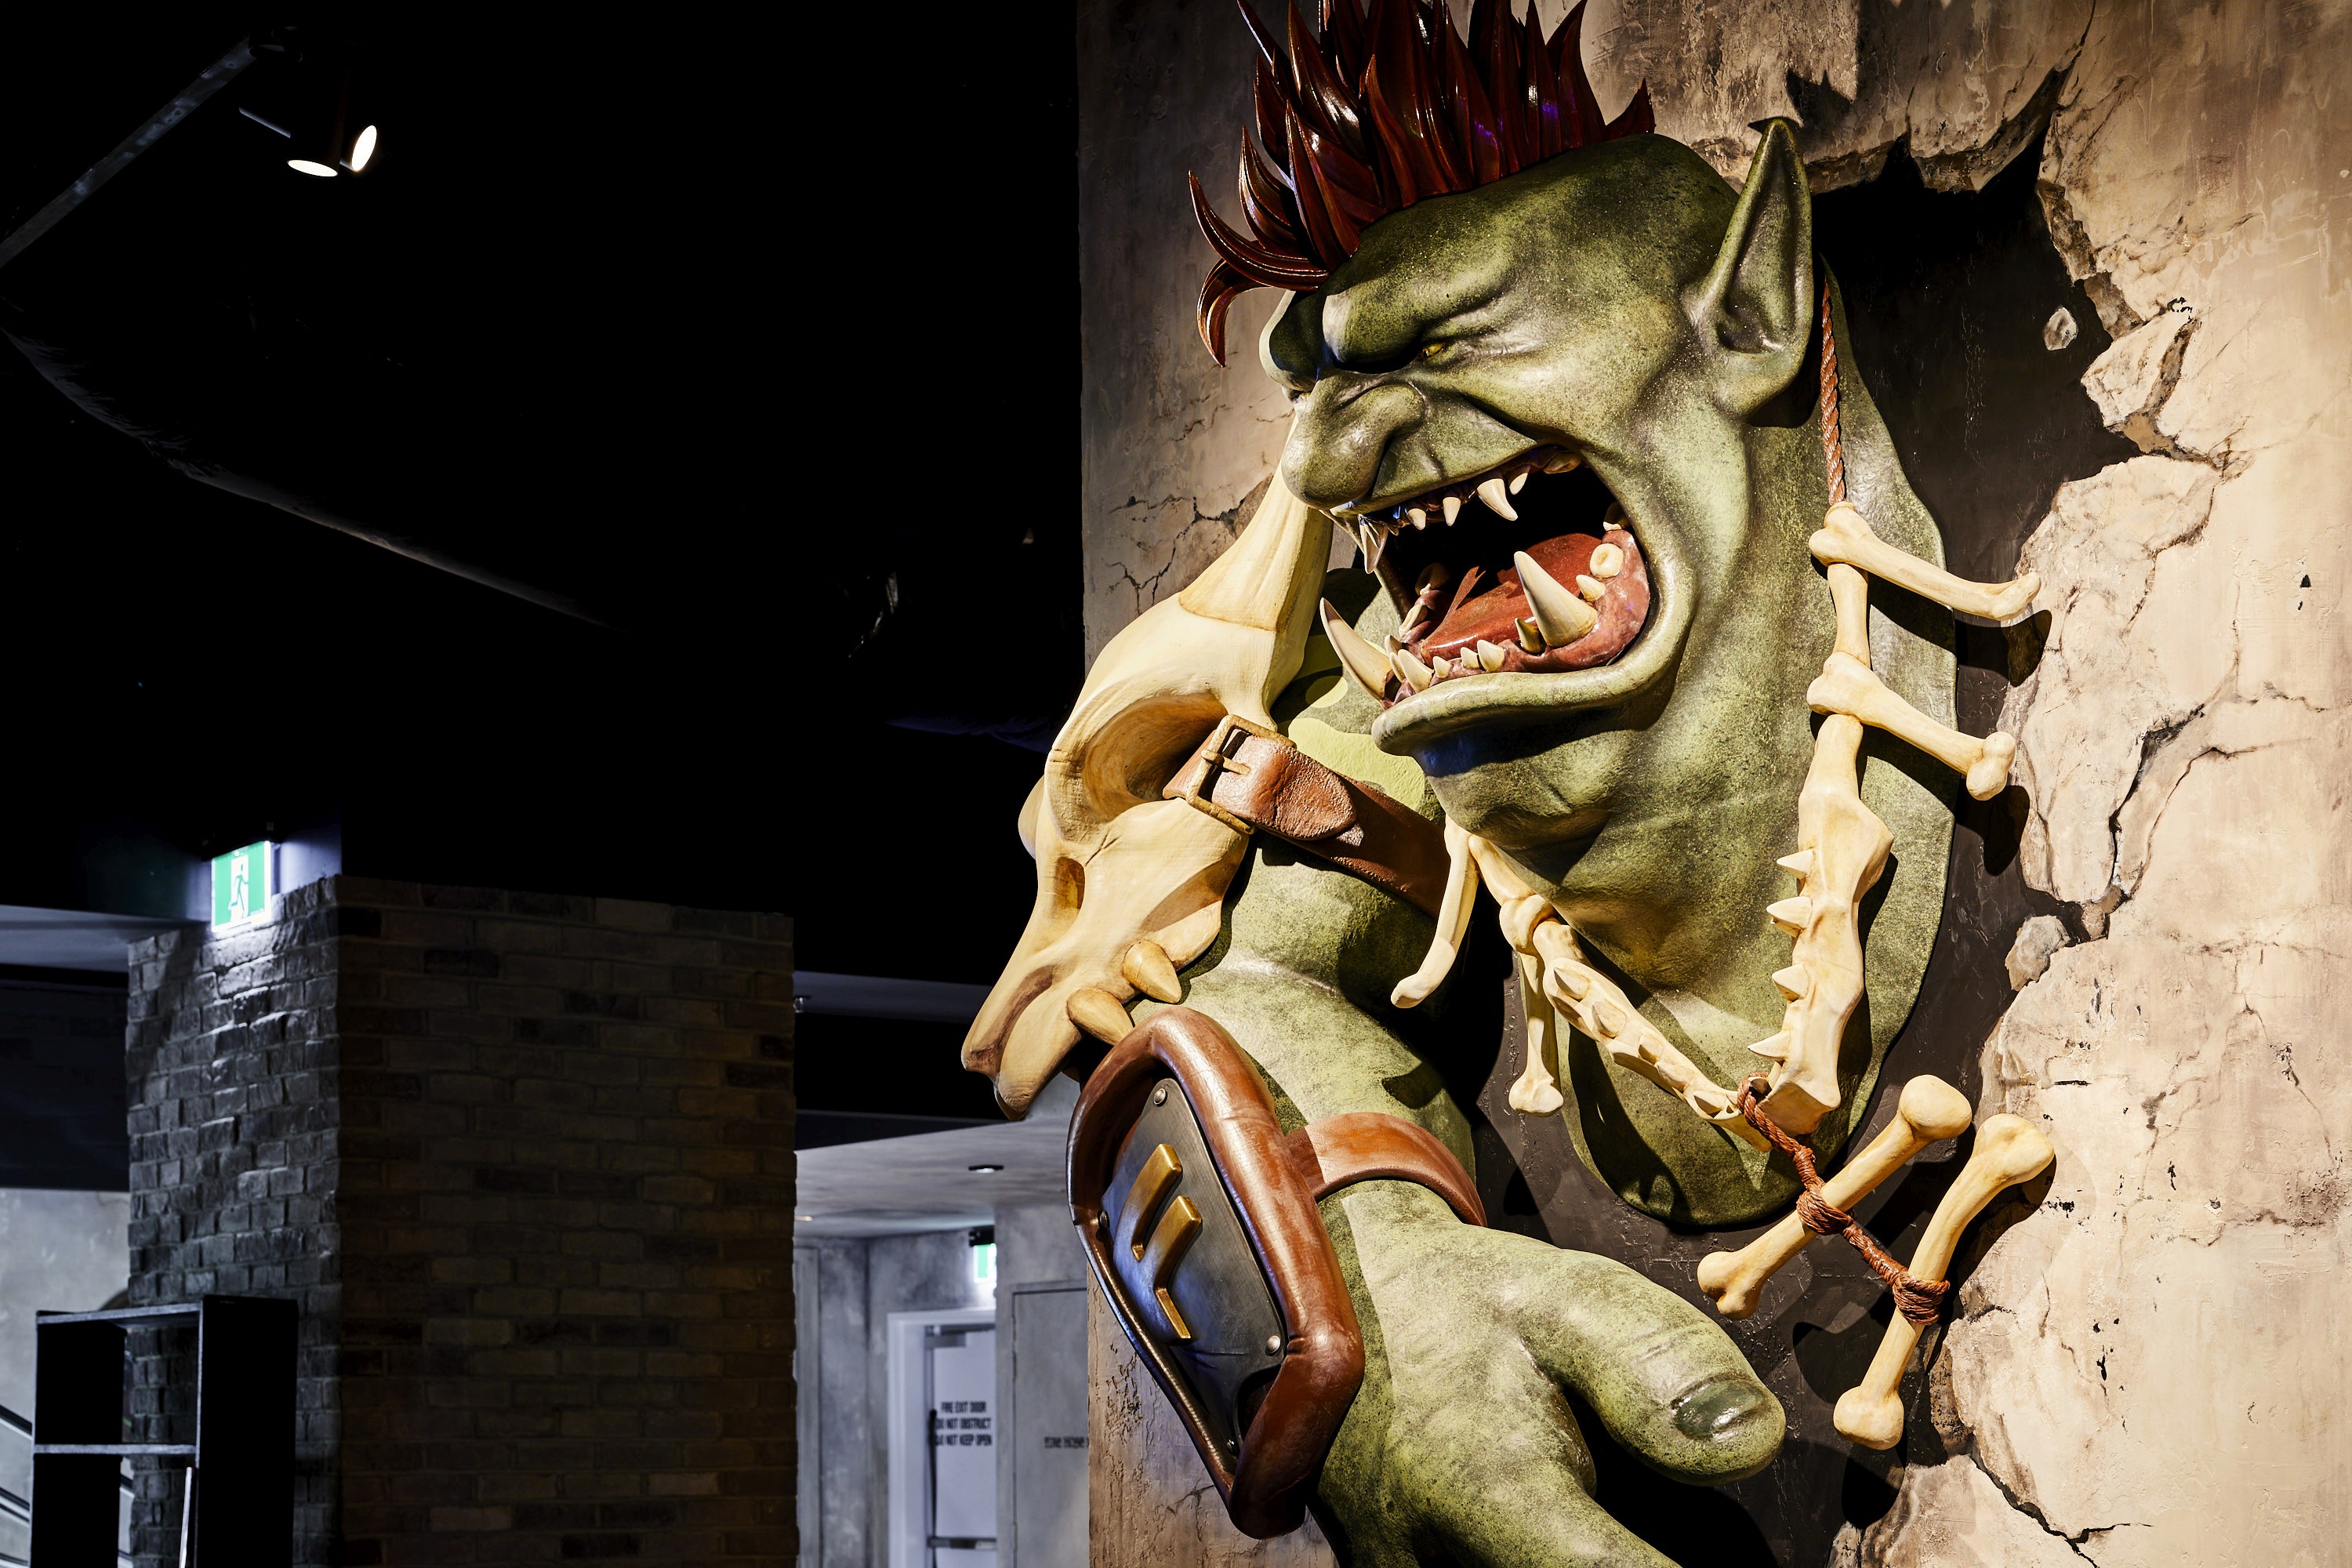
top-left (1264, 125), bottom-right (1953, 1226)
top-left (1143, 646), bottom-right (1784, 1566)
top-left (1134, 126), bottom-right (1957, 1562)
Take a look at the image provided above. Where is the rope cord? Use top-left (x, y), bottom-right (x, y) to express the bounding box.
top-left (1737, 1077), bottom-right (1951, 1319)
top-left (1820, 274), bottom-right (1846, 505)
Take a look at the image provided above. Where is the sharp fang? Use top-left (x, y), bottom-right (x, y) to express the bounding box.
top-left (1442, 495), bottom-right (1462, 525)
top-left (1508, 470), bottom-right (1529, 494)
top-left (1401, 599), bottom-right (1428, 633)
top-left (1748, 1032), bottom-right (1791, 1062)
top-left (1771, 965), bottom-right (1811, 1001)
top-left (1767, 896), bottom-right (1812, 935)
top-left (1431, 655), bottom-right (1453, 680)
top-left (1365, 525), bottom-right (1388, 572)
top-left (1777, 849), bottom-right (1817, 880)
top-left (1408, 507), bottom-right (1428, 529)
top-left (1590, 543), bottom-right (1624, 578)
top-left (1577, 573), bottom-right (1606, 602)
top-left (1385, 631), bottom-right (1404, 652)
top-left (1515, 616), bottom-right (1544, 654)
top-left (1066, 986), bottom-right (1133, 1044)
top-left (1123, 939), bottom-right (1185, 1004)
top-left (1321, 598), bottom-right (1394, 702)
top-left (1515, 551), bottom-right (1597, 646)
top-left (1391, 646), bottom-right (1432, 691)
top-left (1544, 452), bottom-right (1581, 474)
top-left (1414, 561), bottom-right (1451, 593)
top-left (1475, 639), bottom-right (1505, 672)
top-left (1477, 477), bottom-right (1519, 521)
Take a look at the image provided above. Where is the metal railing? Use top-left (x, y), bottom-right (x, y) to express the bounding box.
top-left (0, 1399), bottom-right (134, 1567)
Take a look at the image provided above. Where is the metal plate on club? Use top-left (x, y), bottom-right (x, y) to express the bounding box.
top-left (1101, 1077), bottom-right (1287, 1457)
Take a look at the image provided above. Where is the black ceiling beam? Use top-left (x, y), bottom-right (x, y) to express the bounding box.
top-left (0, 38), bottom-right (256, 270)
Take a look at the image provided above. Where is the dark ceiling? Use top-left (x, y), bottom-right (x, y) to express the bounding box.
top-left (0, 11), bottom-right (1077, 1051)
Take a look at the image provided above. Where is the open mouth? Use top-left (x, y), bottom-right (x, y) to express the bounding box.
top-left (1328, 450), bottom-right (1652, 706)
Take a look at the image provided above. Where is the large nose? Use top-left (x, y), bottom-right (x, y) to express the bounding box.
top-left (1280, 376), bottom-right (1427, 510)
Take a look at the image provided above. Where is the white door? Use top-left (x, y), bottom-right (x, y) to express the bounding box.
top-left (887, 1308), bottom-right (998, 1568)
top-left (1006, 1286), bottom-right (1087, 1566)
top-left (928, 1325), bottom-right (998, 1568)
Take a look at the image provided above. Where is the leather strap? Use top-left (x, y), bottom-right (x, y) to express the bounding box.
top-left (1165, 717), bottom-right (1451, 917)
top-left (1283, 1112), bottom-right (1486, 1226)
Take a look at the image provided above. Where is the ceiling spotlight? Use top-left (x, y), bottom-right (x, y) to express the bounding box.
top-left (240, 33), bottom-right (378, 180)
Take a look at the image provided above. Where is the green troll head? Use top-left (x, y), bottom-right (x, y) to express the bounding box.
top-left (1200, 0), bottom-right (1954, 1224)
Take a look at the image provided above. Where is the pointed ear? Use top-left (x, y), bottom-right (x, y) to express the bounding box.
top-left (1686, 119), bottom-right (1813, 414)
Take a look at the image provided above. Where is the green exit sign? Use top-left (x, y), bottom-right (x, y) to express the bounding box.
top-left (211, 841), bottom-right (275, 928)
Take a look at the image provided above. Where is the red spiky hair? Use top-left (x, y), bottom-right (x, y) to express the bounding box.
top-left (1191, 0), bottom-right (1653, 362)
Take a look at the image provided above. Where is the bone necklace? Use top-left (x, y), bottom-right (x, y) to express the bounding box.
top-left (1393, 279), bottom-right (2055, 1447)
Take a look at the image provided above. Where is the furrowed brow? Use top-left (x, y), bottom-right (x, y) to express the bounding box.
top-left (1323, 253), bottom-right (1512, 368)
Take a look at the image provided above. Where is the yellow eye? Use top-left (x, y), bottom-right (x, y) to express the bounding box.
top-left (1417, 339), bottom-right (1450, 361)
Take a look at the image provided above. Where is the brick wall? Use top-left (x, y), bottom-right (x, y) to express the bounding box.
top-left (125, 877), bottom-right (794, 1566)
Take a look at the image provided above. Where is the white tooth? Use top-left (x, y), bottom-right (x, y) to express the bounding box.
top-left (1515, 616), bottom-right (1545, 654)
top-left (1475, 639), bottom-right (1505, 672)
top-left (1577, 573), bottom-right (1607, 602)
top-left (1431, 655), bottom-right (1453, 680)
top-left (1401, 598), bottom-right (1428, 633)
top-left (1477, 477), bottom-right (1519, 521)
top-left (1365, 525), bottom-right (1388, 572)
top-left (1442, 495), bottom-right (1462, 525)
top-left (1544, 452), bottom-right (1581, 474)
top-left (1414, 562), bottom-right (1451, 593)
top-left (1320, 598), bottom-right (1395, 702)
top-left (1515, 550), bottom-right (1597, 646)
top-left (1391, 647), bottom-right (1432, 691)
top-left (1385, 631), bottom-right (1404, 652)
top-left (1408, 507), bottom-right (1428, 529)
top-left (1508, 470), bottom-right (1529, 494)
top-left (1589, 543), bottom-right (1624, 579)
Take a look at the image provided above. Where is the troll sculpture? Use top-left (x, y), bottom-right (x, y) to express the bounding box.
top-left (964, 5), bottom-right (2050, 1563)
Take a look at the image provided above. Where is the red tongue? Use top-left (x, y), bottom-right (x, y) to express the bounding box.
top-left (1417, 527), bottom-right (1648, 670)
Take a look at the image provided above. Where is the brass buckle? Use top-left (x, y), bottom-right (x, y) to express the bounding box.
top-left (1173, 714), bottom-right (1284, 837)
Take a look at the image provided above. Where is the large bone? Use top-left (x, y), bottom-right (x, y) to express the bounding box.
top-left (1833, 1113), bottom-right (2056, 1449)
top-left (1526, 921), bottom-right (1770, 1152)
top-left (1508, 948), bottom-right (1564, 1114)
top-left (1696, 1076), bottom-right (1972, 1318)
top-left (1467, 841), bottom-right (1766, 1148)
top-left (1751, 710), bottom-right (1891, 1134)
top-left (1391, 818), bottom-right (1480, 1007)
top-left (1745, 562), bottom-right (1886, 1133)
top-left (962, 476), bottom-right (1331, 1116)
top-left (1809, 501), bottom-right (2040, 624)
top-left (1807, 652), bottom-right (2018, 801)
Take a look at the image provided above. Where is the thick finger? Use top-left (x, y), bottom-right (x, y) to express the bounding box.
top-left (1504, 1237), bottom-right (1784, 1484)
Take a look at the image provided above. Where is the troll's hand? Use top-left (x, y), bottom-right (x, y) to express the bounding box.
top-left (1312, 1185), bottom-right (1782, 1567)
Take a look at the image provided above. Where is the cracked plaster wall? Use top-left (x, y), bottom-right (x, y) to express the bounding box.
top-left (1077, 2), bottom-right (2352, 1563)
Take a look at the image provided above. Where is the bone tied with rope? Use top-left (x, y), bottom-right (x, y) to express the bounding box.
top-left (1390, 283), bottom-right (2050, 1444)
